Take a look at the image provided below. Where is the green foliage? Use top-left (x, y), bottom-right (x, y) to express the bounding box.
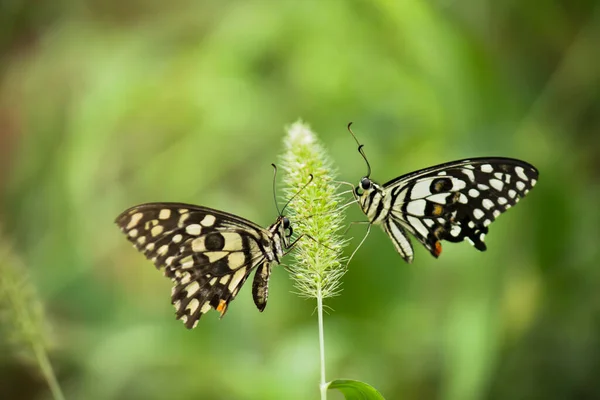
top-left (1, 1), bottom-right (599, 399)
top-left (328, 380), bottom-right (386, 400)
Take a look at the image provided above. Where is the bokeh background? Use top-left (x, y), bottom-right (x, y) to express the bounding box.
top-left (1, 1), bottom-right (599, 399)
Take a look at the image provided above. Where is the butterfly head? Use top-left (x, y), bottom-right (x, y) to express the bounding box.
top-left (354, 176), bottom-right (383, 197)
top-left (281, 216), bottom-right (293, 242)
top-left (269, 215), bottom-right (293, 259)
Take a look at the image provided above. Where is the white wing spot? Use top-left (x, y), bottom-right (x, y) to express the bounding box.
top-left (494, 172), bottom-right (504, 180)
top-left (126, 212), bottom-right (143, 229)
top-left (508, 189), bottom-right (517, 198)
top-left (515, 166), bottom-right (528, 181)
top-left (200, 301), bottom-right (212, 314)
top-left (516, 181), bottom-right (526, 191)
top-left (428, 193), bottom-right (451, 204)
top-left (136, 236), bottom-right (146, 245)
top-left (172, 234), bottom-right (183, 243)
top-left (219, 276), bottom-right (229, 284)
top-left (185, 224), bottom-right (202, 236)
top-left (178, 213), bottom-right (190, 227)
top-left (482, 198), bottom-right (494, 209)
top-left (411, 180), bottom-right (432, 199)
top-left (490, 179), bottom-right (504, 191)
top-left (493, 210), bottom-right (501, 218)
top-left (157, 245), bottom-right (169, 256)
top-left (531, 179), bottom-right (537, 186)
top-left (451, 178), bottom-right (466, 190)
top-left (468, 188), bottom-right (479, 198)
top-left (468, 221), bottom-right (475, 228)
top-left (191, 237), bottom-right (205, 252)
top-left (145, 243), bottom-right (155, 251)
top-left (229, 267), bottom-right (247, 291)
top-left (227, 252), bottom-right (246, 269)
top-left (481, 164), bottom-right (493, 173)
top-left (151, 225), bottom-right (164, 237)
top-left (407, 216), bottom-right (429, 238)
top-left (473, 208), bottom-right (485, 219)
top-left (128, 229), bottom-right (138, 238)
top-left (209, 277), bottom-right (217, 285)
top-left (483, 219), bottom-right (491, 227)
top-left (201, 215), bottom-right (216, 227)
top-left (423, 219), bottom-right (434, 227)
top-left (186, 298), bottom-right (200, 314)
top-left (180, 256), bottom-right (194, 269)
top-left (407, 199), bottom-right (427, 216)
top-left (206, 251), bottom-right (228, 263)
top-left (462, 168), bottom-right (475, 182)
top-left (450, 225), bottom-right (461, 237)
top-left (458, 193), bottom-right (468, 204)
top-left (221, 232), bottom-right (243, 251)
top-left (477, 184), bottom-right (490, 191)
top-left (159, 209), bottom-right (171, 220)
top-left (165, 256), bottom-right (175, 266)
top-left (180, 272), bottom-right (192, 284)
top-left (498, 197), bottom-right (508, 205)
top-left (186, 281), bottom-right (200, 297)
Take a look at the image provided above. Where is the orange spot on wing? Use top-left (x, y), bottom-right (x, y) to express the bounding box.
top-left (217, 300), bottom-right (228, 316)
top-left (433, 241), bottom-right (443, 257)
top-left (432, 204), bottom-right (444, 216)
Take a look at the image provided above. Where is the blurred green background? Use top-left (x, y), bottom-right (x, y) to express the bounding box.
top-left (1, 1), bottom-right (599, 399)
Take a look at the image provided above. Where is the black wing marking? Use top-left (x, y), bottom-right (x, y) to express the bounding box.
top-left (386, 158), bottom-right (538, 259)
top-left (115, 202), bottom-right (275, 328)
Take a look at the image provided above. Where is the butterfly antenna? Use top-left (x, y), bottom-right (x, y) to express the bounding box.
top-left (271, 163), bottom-right (282, 216)
top-left (280, 174), bottom-right (314, 215)
top-left (347, 122), bottom-right (371, 178)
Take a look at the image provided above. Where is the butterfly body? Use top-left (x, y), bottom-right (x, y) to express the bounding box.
top-left (115, 202), bottom-right (292, 328)
top-left (353, 157), bottom-right (539, 263)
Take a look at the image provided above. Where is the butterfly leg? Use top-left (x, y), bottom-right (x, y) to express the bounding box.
top-left (345, 223), bottom-right (372, 268)
top-left (343, 220), bottom-right (370, 236)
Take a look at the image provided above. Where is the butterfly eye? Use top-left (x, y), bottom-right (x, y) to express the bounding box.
top-left (360, 177), bottom-right (371, 190)
top-left (282, 217), bottom-right (293, 237)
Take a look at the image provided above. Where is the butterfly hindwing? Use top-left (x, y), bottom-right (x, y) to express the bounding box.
top-left (115, 202), bottom-right (281, 328)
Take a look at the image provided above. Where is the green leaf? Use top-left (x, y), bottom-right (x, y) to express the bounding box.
top-left (327, 379), bottom-right (386, 400)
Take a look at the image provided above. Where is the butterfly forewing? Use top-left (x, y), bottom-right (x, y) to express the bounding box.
top-left (115, 202), bottom-right (281, 329)
top-left (358, 157), bottom-right (538, 263)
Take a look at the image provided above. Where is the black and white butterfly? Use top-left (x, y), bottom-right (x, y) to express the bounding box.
top-left (115, 167), bottom-right (309, 329)
top-left (346, 123), bottom-right (539, 263)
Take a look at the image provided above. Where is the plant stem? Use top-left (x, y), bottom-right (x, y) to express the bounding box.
top-left (32, 342), bottom-right (66, 400)
top-left (318, 286), bottom-right (327, 400)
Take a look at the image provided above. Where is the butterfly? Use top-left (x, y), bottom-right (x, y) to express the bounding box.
top-left (115, 166), bottom-right (309, 329)
top-left (346, 123), bottom-right (539, 263)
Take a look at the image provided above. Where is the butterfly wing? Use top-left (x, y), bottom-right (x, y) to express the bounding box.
top-left (115, 202), bottom-right (275, 328)
top-left (384, 158), bottom-right (538, 261)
